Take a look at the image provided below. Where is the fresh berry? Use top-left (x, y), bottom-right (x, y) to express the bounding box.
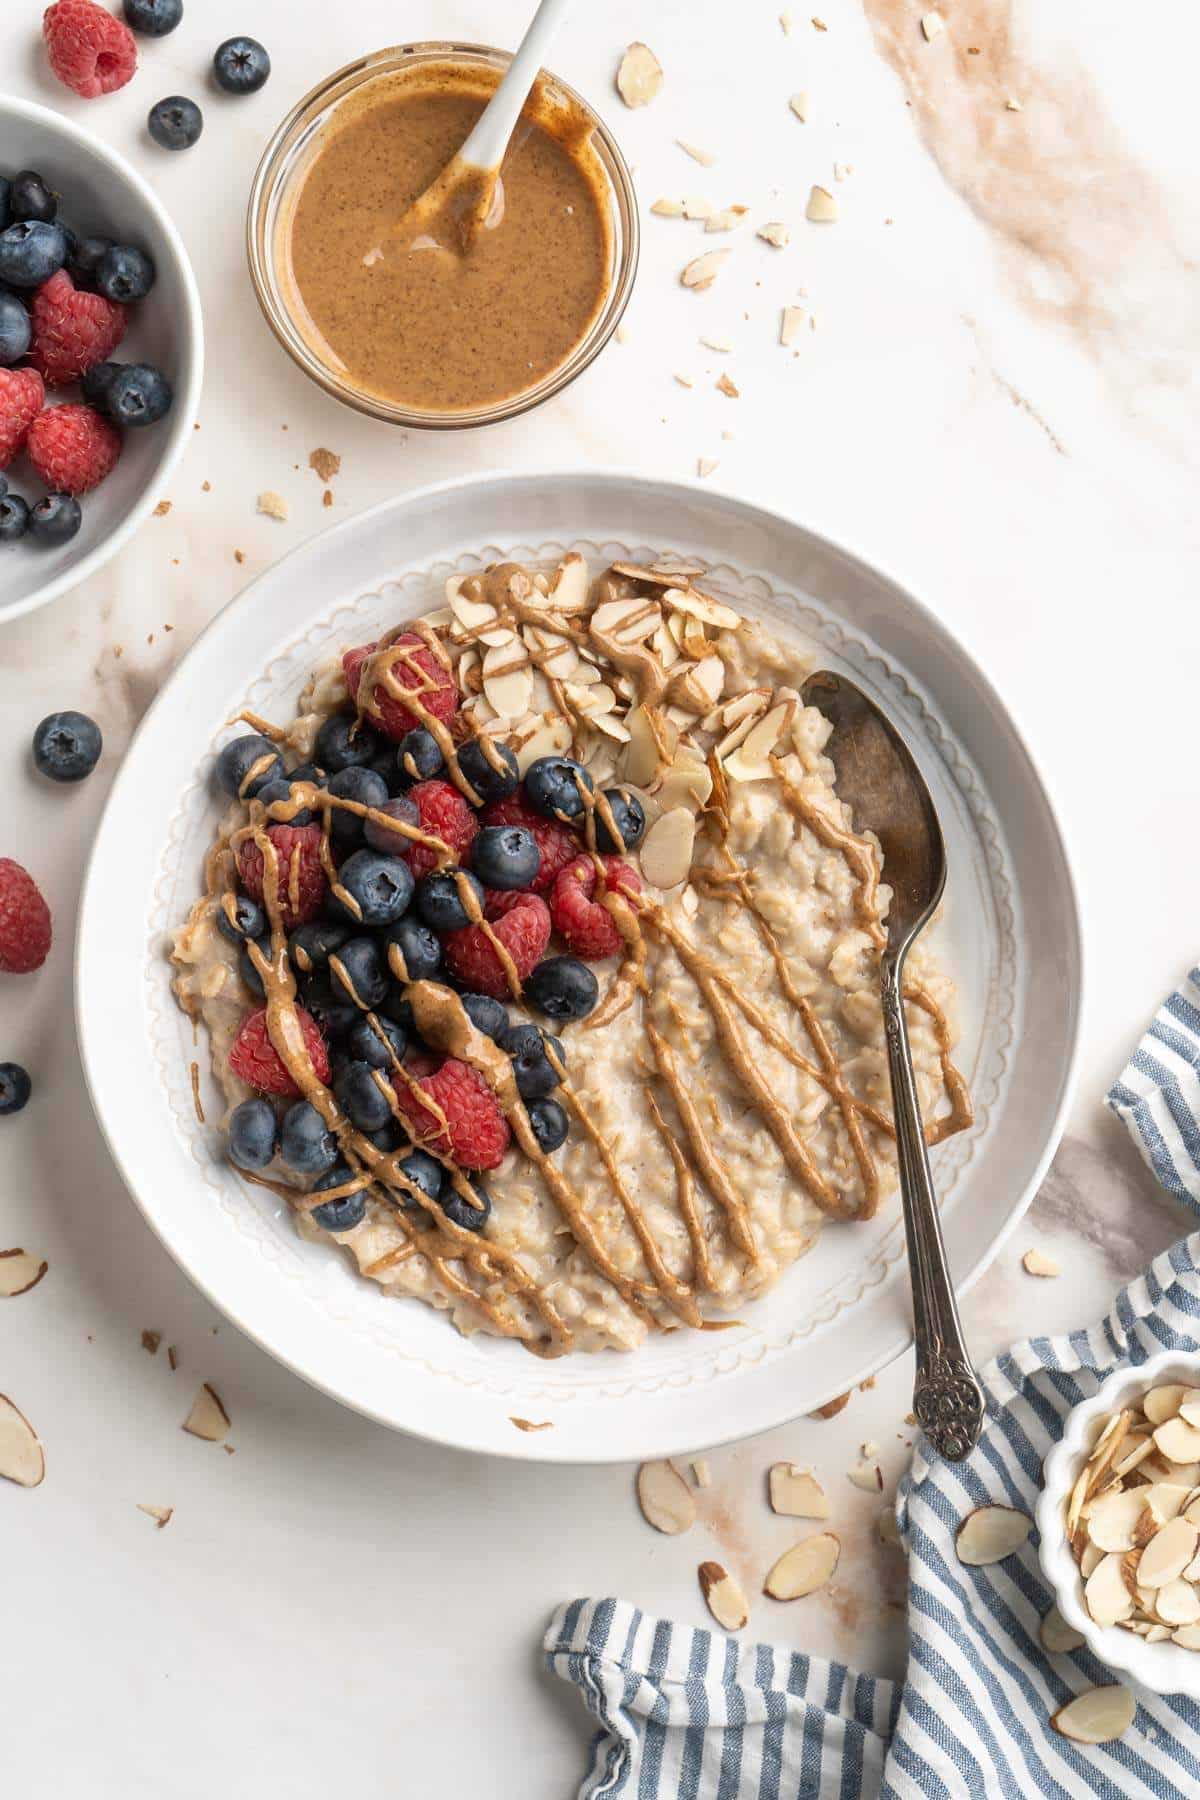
top-left (98, 360), bottom-right (172, 425)
top-left (549, 855), bottom-right (643, 961)
top-left (217, 891), bottom-right (265, 945)
top-left (67, 234), bottom-right (113, 288)
top-left (279, 1100), bottom-right (338, 1176)
top-left (310, 1164), bottom-right (366, 1233)
top-left (148, 95), bottom-right (203, 151)
top-left (10, 172), bottom-right (56, 225)
top-left (0, 368), bottom-right (45, 468)
top-left (342, 635), bottom-right (458, 743)
top-left (364, 792), bottom-right (419, 857)
top-left (287, 917), bottom-right (348, 975)
top-left (526, 955), bottom-right (599, 1021)
top-left (442, 891), bottom-right (551, 1000)
top-left (393, 1147), bottom-right (445, 1209)
top-left (524, 755), bottom-right (593, 825)
top-left (26, 404), bottom-right (120, 495)
top-left (327, 849), bottom-right (413, 929)
top-left (256, 776), bottom-right (314, 827)
top-left (28, 493), bottom-right (81, 546)
top-left (298, 971), bottom-right (358, 1041)
top-left (227, 1096), bottom-right (277, 1170)
top-left (393, 1056), bottom-right (510, 1171)
top-left (328, 935), bottom-right (388, 1010)
top-left (363, 1120), bottom-right (402, 1155)
top-left (414, 868), bottom-right (483, 933)
top-left (526, 1096), bottom-right (568, 1154)
top-left (393, 727), bottom-right (445, 788)
top-left (471, 824), bottom-right (540, 891)
top-left (460, 992), bottom-right (509, 1042)
top-left (498, 1022), bottom-right (562, 1100)
top-left (0, 179), bottom-right (10, 232)
top-left (29, 270), bottom-right (126, 388)
top-left (456, 737), bottom-right (520, 804)
top-left (403, 778), bottom-right (477, 883)
top-left (95, 243), bottom-right (154, 303)
top-left (0, 491), bottom-right (30, 543)
top-left (595, 787), bottom-right (647, 853)
top-left (31, 709), bottom-right (103, 782)
top-left (383, 915), bottom-right (441, 983)
top-left (236, 821), bottom-right (327, 930)
top-left (334, 1059), bottom-right (393, 1133)
top-left (481, 793), bottom-right (577, 892)
top-left (43, 0), bottom-right (138, 97)
top-left (216, 733), bottom-right (283, 799)
top-left (346, 1012), bottom-right (407, 1070)
top-left (0, 1062), bottom-right (32, 1114)
top-left (314, 710), bottom-right (382, 774)
top-left (326, 765), bottom-right (387, 855)
top-left (0, 222), bottom-right (68, 289)
top-left (213, 35), bottom-right (271, 94)
top-left (441, 1173), bottom-right (492, 1232)
top-left (81, 358), bottom-right (118, 408)
top-left (0, 859), bottom-right (52, 973)
top-left (228, 1003), bottom-right (329, 1096)
top-left (0, 293), bottom-right (31, 367)
top-left (123, 0), bottom-right (181, 36)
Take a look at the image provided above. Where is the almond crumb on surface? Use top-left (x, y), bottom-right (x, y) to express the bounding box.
top-left (510, 1416), bottom-right (553, 1432)
top-left (675, 372), bottom-right (695, 388)
top-left (140, 1329), bottom-right (161, 1355)
top-left (136, 1503), bottom-right (173, 1530)
top-left (789, 93), bottom-right (808, 122)
top-left (811, 16), bottom-right (828, 30)
top-left (323, 489), bottom-right (333, 507)
top-left (167, 1345), bottom-right (179, 1371)
top-left (234, 549), bottom-right (245, 564)
top-left (182, 1382), bottom-right (230, 1443)
top-left (806, 185), bottom-right (838, 223)
top-left (921, 11), bottom-right (944, 39)
top-left (811, 1390), bottom-right (850, 1420)
top-left (1006, 97), bottom-right (1023, 111)
top-left (257, 491), bottom-right (289, 522)
top-left (677, 140), bottom-right (716, 168)
top-left (152, 500), bottom-right (171, 517)
top-left (780, 305), bottom-right (806, 346)
top-left (692, 1457), bottom-right (712, 1488)
top-left (779, 9), bottom-right (794, 33)
top-left (616, 42), bottom-right (664, 109)
top-left (308, 447), bottom-right (340, 483)
top-left (715, 372), bottom-right (740, 398)
top-left (757, 221), bottom-right (790, 247)
top-left (697, 456), bottom-right (719, 479)
top-left (201, 480), bottom-right (211, 492)
top-left (1022, 1247), bottom-right (1061, 1278)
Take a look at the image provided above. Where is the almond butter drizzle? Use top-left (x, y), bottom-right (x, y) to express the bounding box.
top-left (189, 1060), bottom-right (205, 1124)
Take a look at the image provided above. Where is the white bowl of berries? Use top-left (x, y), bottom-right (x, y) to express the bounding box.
top-left (0, 94), bottom-right (203, 621)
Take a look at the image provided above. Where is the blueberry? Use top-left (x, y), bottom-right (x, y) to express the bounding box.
top-left (0, 221), bottom-right (68, 288)
top-left (440, 1174), bottom-right (491, 1233)
top-left (524, 754), bottom-right (593, 824)
top-left (471, 824), bottom-right (540, 892)
top-left (298, 972), bottom-right (359, 1040)
top-left (0, 491), bottom-right (29, 543)
top-left (364, 793), bottom-right (419, 856)
top-left (0, 178), bottom-right (9, 233)
top-left (596, 787), bottom-right (646, 854)
top-left (215, 733), bottom-right (282, 799)
top-left (286, 761), bottom-right (325, 790)
top-left (363, 1120), bottom-right (404, 1154)
top-left (333, 1060), bottom-right (393, 1133)
top-left (278, 1100), bottom-right (337, 1176)
top-left (213, 35), bottom-right (271, 95)
top-left (526, 1096), bottom-right (568, 1153)
top-left (30, 710), bottom-right (103, 784)
top-left (217, 891), bottom-right (266, 944)
top-left (82, 360), bottom-right (120, 409)
top-left (310, 1164), bottom-right (367, 1232)
top-left (383, 915), bottom-right (441, 984)
top-left (123, 0), bottom-right (182, 35)
top-left (314, 710), bottom-right (381, 774)
top-left (392, 1147), bottom-right (445, 1211)
top-left (28, 494), bottom-right (81, 548)
top-left (329, 850), bottom-right (414, 929)
top-left (346, 1012), bottom-right (407, 1069)
top-left (393, 727), bottom-right (444, 788)
top-left (237, 941), bottom-right (265, 998)
top-left (228, 1097), bottom-right (277, 1170)
top-left (526, 956), bottom-right (599, 1021)
top-left (102, 362), bottom-right (173, 427)
top-left (287, 918), bottom-right (349, 976)
top-left (328, 936), bottom-right (388, 1010)
top-left (0, 291), bottom-right (31, 366)
top-left (326, 765), bottom-right (388, 855)
top-left (10, 171), bottom-right (56, 225)
top-left (415, 868), bottom-right (483, 933)
top-left (498, 1022), bottom-right (561, 1100)
top-left (0, 1062), bottom-right (32, 1115)
top-left (68, 235), bottom-right (114, 288)
top-left (148, 96), bottom-right (204, 151)
top-left (460, 993), bottom-right (509, 1043)
top-left (456, 737), bottom-right (519, 804)
top-left (257, 773), bottom-right (316, 827)
top-left (96, 244), bottom-right (155, 304)
top-left (377, 987), bottom-right (417, 1034)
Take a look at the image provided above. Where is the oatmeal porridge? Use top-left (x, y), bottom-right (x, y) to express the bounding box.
top-left (171, 554), bottom-right (972, 1355)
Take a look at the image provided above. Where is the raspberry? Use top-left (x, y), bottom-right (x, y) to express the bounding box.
top-left (43, 0), bottom-right (138, 98)
top-left (443, 892), bottom-right (551, 999)
top-left (392, 1057), bottom-right (510, 1171)
top-left (342, 634), bottom-right (458, 743)
top-left (405, 778), bottom-right (478, 882)
top-left (549, 856), bottom-right (643, 961)
top-left (26, 403), bottom-right (121, 495)
top-left (0, 368), bottom-right (44, 469)
top-left (236, 822), bottom-right (327, 930)
top-left (482, 794), bottom-right (577, 892)
top-left (30, 270), bottom-right (127, 387)
top-left (228, 1005), bottom-right (329, 1097)
top-left (0, 859), bottom-right (53, 974)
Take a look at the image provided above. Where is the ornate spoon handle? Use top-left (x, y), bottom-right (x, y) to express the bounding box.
top-left (880, 948), bottom-right (985, 1462)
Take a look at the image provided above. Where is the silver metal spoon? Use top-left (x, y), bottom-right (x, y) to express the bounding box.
top-left (801, 669), bottom-right (985, 1461)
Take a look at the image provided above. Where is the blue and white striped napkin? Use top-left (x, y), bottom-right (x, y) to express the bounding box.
top-left (546, 969), bottom-right (1200, 1797)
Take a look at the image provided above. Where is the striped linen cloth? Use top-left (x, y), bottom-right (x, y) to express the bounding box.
top-left (545, 972), bottom-right (1200, 1797)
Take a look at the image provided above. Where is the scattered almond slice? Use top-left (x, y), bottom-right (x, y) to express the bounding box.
top-left (715, 373), bottom-right (740, 400)
top-left (0, 1393), bottom-right (44, 1487)
top-left (683, 196), bottom-right (716, 221)
top-left (789, 92), bottom-right (808, 122)
top-left (1174, 1624), bottom-right (1200, 1648)
top-left (257, 491), bottom-right (288, 521)
top-left (1084, 1552), bottom-right (1136, 1627)
top-left (182, 1382), bottom-right (230, 1444)
top-left (1080, 1541), bottom-right (1104, 1577)
top-left (806, 186), bottom-right (838, 223)
top-left (955, 1505), bottom-right (1032, 1566)
top-left (1051, 1686), bottom-right (1136, 1746)
top-left (682, 249), bottom-right (731, 291)
top-left (697, 457), bottom-right (719, 479)
top-left (699, 1560), bottom-right (750, 1631)
top-left (1142, 1384), bottom-right (1194, 1426)
top-left (769, 1464), bottom-right (830, 1518)
top-left (1113, 1434), bottom-right (1155, 1478)
top-left (705, 207), bottom-right (749, 235)
top-left (1137, 1515), bottom-right (1198, 1587)
top-left (879, 1507), bottom-right (903, 1548)
top-left (846, 1460), bottom-right (883, 1493)
top-left (1155, 1577), bottom-right (1200, 1626)
top-left (617, 42), bottom-right (664, 108)
top-left (0, 1249), bottom-right (48, 1298)
top-left (1154, 1416), bottom-right (1200, 1464)
top-left (640, 808), bottom-right (696, 890)
top-left (651, 197), bottom-right (686, 217)
top-left (692, 1457), bottom-right (712, 1489)
top-left (674, 372), bottom-right (695, 389)
top-left (1179, 1399), bottom-right (1200, 1430)
top-left (700, 336), bottom-right (732, 352)
top-left (637, 1459), bottom-right (696, 1534)
top-left (757, 222), bottom-right (790, 248)
top-left (810, 1391), bottom-right (850, 1420)
top-left (921, 11), bottom-right (945, 40)
top-left (1040, 1603), bottom-right (1086, 1654)
top-left (677, 140), bottom-right (716, 167)
top-left (137, 1503), bottom-right (174, 1530)
top-left (780, 306), bottom-right (806, 346)
top-left (1083, 1486), bottom-right (1151, 1553)
top-left (1143, 1482), bottom-right (1191, 1526)
top-left (764, 1532), bottom-right (840, 1599)
top-left (1022, 1248), bottom-right (1060, 1278)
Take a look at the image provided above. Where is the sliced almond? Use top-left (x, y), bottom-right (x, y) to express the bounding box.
top-left (667, 656), bottom-right (724, 714)
top-left (663, 585), bottom-right (741, 632)
top-left (1084, 1552), bottom-right (1135, 1627)
top-left (448, 590), bottom-right (500, 635)
top-left (788, 92), bottom-right (808, 122)
top-left (1113, 1434), bottom-right (1155, 1479)
top-left (654, 750), bottom-right (714, 813)
top-left (692, 1457), bottom-right (712, 1489)
top-left (764, 1532), bottom-right (839, 1600)
top-left (757, 221), bottom-right (790, 248)
top-left (137, 1503), bottom-right (174, 1530)
top-left (548, 553), bottom-right (590, 614)
top-left (677, 140), bottom-right (716, 167)
top-left (1142, 1384), bottom-right (1194, 1426)
top-left (806, 186), bottom-right (838, 223)
top-left (513, 717), bottom-right (574, 774)
top-left (182, 1382), bottom-right (231, 1444)
top-left (1143, 1482), bottom-right (1192, 1526)
top-left (682, 196), bottom-right (716, 221)
top-left (1083, 1486), bottom-right (1152, 1552)
top-left (847, 1460), bottom-right (883, 1493)
top-left (637, 1460), bottom-right (696, 1534)
top-left (697, 457), bottom-right (720, 479)
top-left (651, 196), bottom-right (686, 217)
top-left (482, 641), bottom-right (534, 721)
top-left (524, 624), bottom-right (579, 682)
top-left (588, 712), bottom-right (632, 744)
top-left (0, 1393), bottom-right (44, 1488)
top-left (0, 1249), bottom-right (48, 1298)
top-left (725, 700), bottom-right (795, 781)
top-left (592, 595), bottom-right (662, 643)
top-left (640, 808), bottom-right (696, 890)
top-left (955, 1505), bottom-right (1033, 1567)
top-left (681, 250), bottom-right (731, 291)
top-left (1040, 1604), bottom-right (1086, 1655)
top-left (1137, 1515), bottom-right (1198, 1586)
top-left (617, 42), bottom-right (664, 108)
top-left (1051, 1686), bottom-right (1136, 1746)
top-left (1021, 1248), bottom-right (1060, 1278)
top-left (1173, 1624), bottom-right (1200, 1648)
top-left (1154, 1417), bottom-right (1200, 1464)
top-left (780, 305), bottom-right (806, 346)
top-left (1155, 1577), bottom-right (1200, 1626)
top-left (564, 680), bottom-right (618, 720)
top-left (1179, 1399), bottom-right (1200, 1430)
top-left (622, 704), bottom-right (671, 787)
top-left (699, 1560), bottom-right (749, 1631)
top-left (769, 1464), bottom-right (830, 1518)
top-left (1143, 1455), bottom-right (1200, 1488)
top-left (705, 206), bottom-right (749, 235)
top-left (920, 11), bottom-right (945, 40)
top-left (879, 1507), bottom-right (903, 1549)
top-left (1080, 1541), bottom-right (1104, 1577)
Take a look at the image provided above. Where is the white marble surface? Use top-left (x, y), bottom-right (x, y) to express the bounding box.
top-left (2, 2), bottom-right (1199, 1793)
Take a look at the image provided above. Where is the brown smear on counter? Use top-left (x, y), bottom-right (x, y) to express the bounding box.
top-left (283, 62), bottom-right (612, 413)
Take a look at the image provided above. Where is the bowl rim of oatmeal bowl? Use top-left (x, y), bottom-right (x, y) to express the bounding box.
top-left (75, 468), bottom-right (1083, 1463)
top-left (246, 43), bottom-right (640, 430)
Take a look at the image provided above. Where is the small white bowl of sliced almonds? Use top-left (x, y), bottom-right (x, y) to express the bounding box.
top-left (1037, 1351), bottom-right (1200, 1701)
